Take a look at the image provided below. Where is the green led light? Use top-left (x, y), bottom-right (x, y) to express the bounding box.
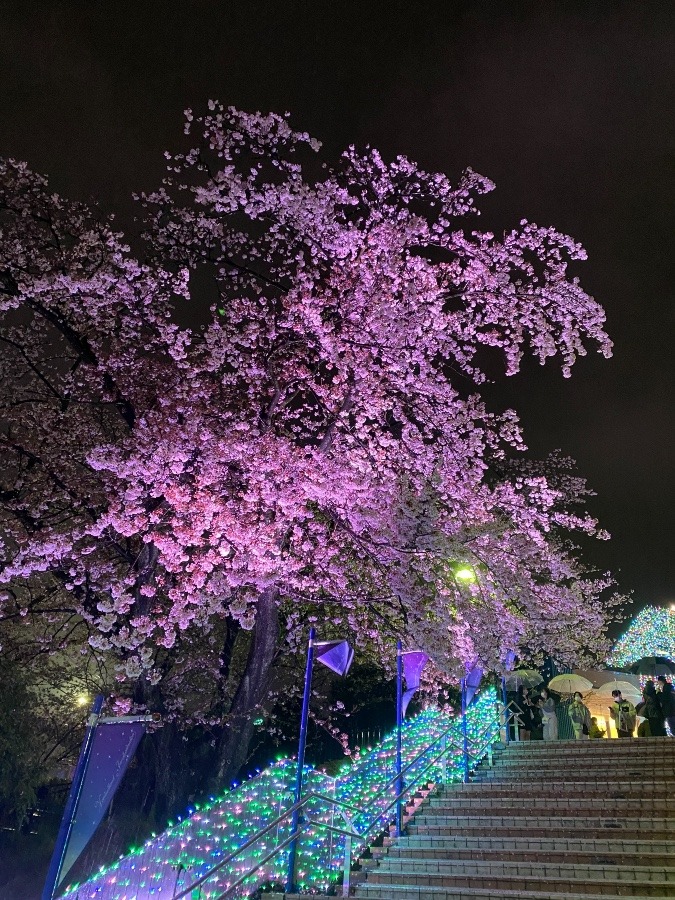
top-left (610, 605), bottom-right (675, 666)
top-left (61, 691), bottom-right (498, 899)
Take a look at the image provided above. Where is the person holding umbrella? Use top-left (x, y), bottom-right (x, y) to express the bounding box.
top-left (657, 677), bottom-right (675, 735)
top-left (610, 689), bottom-right (636, 738)
top-left (568, 691), bottom-right (592, 740)
top-left (636, 681), bottom-right (665, 737)
top-left (515, 684), bottom-right (534, 741)
top-left (504, 670), bottom-right (540, 740)
top-left (539, 687), bottom-right (558, 741)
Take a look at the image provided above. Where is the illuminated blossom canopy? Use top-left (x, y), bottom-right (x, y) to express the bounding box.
top-left (1, 106), bottom-right (618, 713)
top-left (609, 606), bottom-right (675, 667)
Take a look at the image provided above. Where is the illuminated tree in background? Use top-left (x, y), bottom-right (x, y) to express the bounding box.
top-left (1, 107), bottom-right (618, 780)
top-left (610, 606), bottom-right (675, 666)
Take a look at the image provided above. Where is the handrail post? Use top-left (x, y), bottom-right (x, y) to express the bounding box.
top-left (342, 831), bottom-right (352, 897)
top-left (395, 639), bottom-right (403, 837)
top-left (328, 780), bottom-right (336, 881)
top-left (461, 678), bottom-right (469, 784)
top-left (441, 734), bottom-right (447, 784)
top-left (286, 627), bottom-right (316, 893)
top-left (501, 676), bottom-right (509, 745)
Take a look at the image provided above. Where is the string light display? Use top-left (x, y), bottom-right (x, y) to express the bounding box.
top-left (60, 689), bottom-right (498, 899)
top-left (610, 606), bottom-right (675, 667)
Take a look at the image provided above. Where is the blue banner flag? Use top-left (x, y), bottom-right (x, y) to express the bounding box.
top-left (314, 639), bottom-right (354, 676)
top-left (504, 650), bottom-right (517, 671)
top-left (464, 665), bottom-right (483, 707)
top-left (58, 719), bottom-right (146, 886)
top-left (402, 651), bottom-right (429, 716)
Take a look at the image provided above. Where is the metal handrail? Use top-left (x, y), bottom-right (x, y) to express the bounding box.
top-left (175, 711), bottom-right (499, 900)
top-left (171, 799), bottom-right (307, 900)
top-left (211, 829), bottom-right (301, 900)
top-left (302, 723), bottom-right (474, 831)
top-left (504, 700), bottom-right (525, 724)
top-left (354, 736), bottom-right (457, 843)
top-left (314, 721), bottom-right (490, 834)
top-left (471, 718), bottom-right (500, 747)
top-left (350, 716), bottom-right (499, 845)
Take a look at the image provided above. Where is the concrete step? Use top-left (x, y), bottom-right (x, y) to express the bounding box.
top-left (407, 816), bottom-right (674, 841)
top-left (497, 745), bottom-right (675, 756)
top-left (437, 782), bottom-right (673, 798)
top-left (495, 738), bottom-right (675, 749)
top-left (354, 880), bottom-right (675, 899)
top-left (488, 758), bottom-right (675, 769)
top-left (354, 738), bottom-right (675, 900)
top-left (487, 753), bottom-right (675, 763)
top-left (391, 834), bottom-right (675, 854)
top-left (370, 857), bottom-right (675, 883)
top-left (488, 756), bottom-right (675, 773)
top-left (381, 844), bottom-right (675, 868)
top-left (411, 812), bottom-right (672, 829)
top-left (487, 756), bottom-right (675, 767)
top-left (472, 769), bottom-right (668, 781)
top-left (425, 797), bottom-right (675, 815)
top-left (361, 869), bottom-right (675, 896)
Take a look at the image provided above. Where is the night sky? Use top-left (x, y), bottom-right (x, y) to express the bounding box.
top-left (1, 1), bottom-right (673, 627)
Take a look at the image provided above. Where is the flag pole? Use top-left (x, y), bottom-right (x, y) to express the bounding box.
top-left (395, 639), bottom-right (403, 837)
top-left (42, 694), bottom-right (104, 900)
top-left (501, 676), bottom-right (509, 745)
top-left (286, 627), bottom-right (316, 893)
top-left (461, 678), bottom-right (470, 783)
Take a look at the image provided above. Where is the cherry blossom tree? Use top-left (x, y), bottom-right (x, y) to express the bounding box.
top-left (1, 107), bottom-right (618, 781)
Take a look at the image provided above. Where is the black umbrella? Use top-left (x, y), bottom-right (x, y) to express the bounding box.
top-left (630, 656), bottom-right (675, 677)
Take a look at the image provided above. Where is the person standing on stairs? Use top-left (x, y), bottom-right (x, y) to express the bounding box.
top-left (636, 682), bottom-right (665, 737)
top-left (609, 689), bottom-right (636, 738)
top-left (529, 693), bottom-right (543, 740)
top-left (657, 678), bottom-right (675, 736)
top-left (515, 685), bottom-right (533, 740)
top-left (539, 687), bottom-right (558, 741)
top-left (568, 691), bottom-right (591, 739)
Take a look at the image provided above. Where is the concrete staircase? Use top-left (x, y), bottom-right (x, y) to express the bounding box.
top-left (354, 737), bottom-right (675, 899)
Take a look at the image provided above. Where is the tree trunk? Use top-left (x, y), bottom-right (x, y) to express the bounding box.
top-left (214, 586), bottom-right (279, 789)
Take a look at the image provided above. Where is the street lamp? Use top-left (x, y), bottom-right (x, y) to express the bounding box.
top-left (454, 566), bottom-right (476, 584)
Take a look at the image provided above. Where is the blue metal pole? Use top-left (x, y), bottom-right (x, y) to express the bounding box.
top-left (395, 639), bottom-right (403, 836)
top-left (286, 627), bottom-right (316, 893)
top-left (501, 676), bottom-right (509, 745)
top-left (42, 694), bottom-right (104, 900)
top-left (461, 678), bottom-right (470, 783)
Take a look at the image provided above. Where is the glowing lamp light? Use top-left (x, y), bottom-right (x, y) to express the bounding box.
top-left (454, 566), bottom-right (476, 583)
top-left (76, 694), bottom-right (89, 706)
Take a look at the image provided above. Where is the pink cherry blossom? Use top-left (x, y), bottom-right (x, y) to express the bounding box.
top-left (0, 109), bottom-right (620, 733)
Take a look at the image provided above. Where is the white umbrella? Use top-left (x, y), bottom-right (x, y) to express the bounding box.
top-left (548, 674), bottom-right (593, 695)
top-left (574, 669), bottom-right (640, 689)
top-left (504, 669), bottom-right (542, 689)
top-left (595, 681), bottom-right (642, 704)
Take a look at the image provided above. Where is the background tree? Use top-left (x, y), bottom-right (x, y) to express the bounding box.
top-left (1, 108), bottom-right (617, 786)
top-left (0, 577), bottom-right (112, 827)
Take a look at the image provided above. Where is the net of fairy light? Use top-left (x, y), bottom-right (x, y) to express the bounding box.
top-left (60, 689), bottom-right (498, 899)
